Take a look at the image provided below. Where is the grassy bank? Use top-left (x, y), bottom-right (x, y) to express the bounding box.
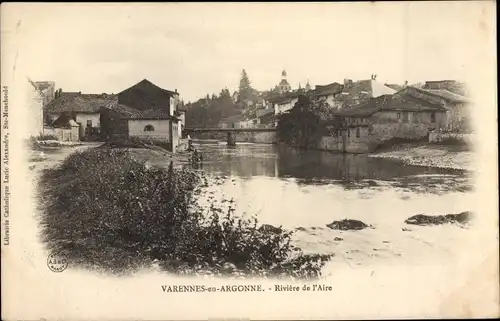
top-left (38, 148), bottom-right (331, 278)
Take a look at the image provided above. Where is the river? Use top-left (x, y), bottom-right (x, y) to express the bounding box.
top-left (186, 141), bottom-right (475, 271)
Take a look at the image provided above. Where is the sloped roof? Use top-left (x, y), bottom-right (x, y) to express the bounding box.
top-left (336, 93), bottom-right (446, 117)
top-left (126, 109), bottom-right (176, 120)
top-left (102, 102), bottom-right (177, 120)
top-left (269, 92), bottom-right (301, 104)
top-left (44, 93), bottom-right (118, 113)
top-left (417, 88), bottom-right (469, 103)
top-left (342, 79), bottom-right (397, 98)
top-left (384, 83), bottom-right (404, 91)
top-left (256, 107), bottom-right (274, 118)
top-left (121, 79), bottom-right (178, 96)
top-left (314, 82), bottom-right (343, 97)
top-left (423, 80), bottom-right (468, 96)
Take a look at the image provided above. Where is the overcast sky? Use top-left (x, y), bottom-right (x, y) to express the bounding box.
top-left (3, 2), bottom-right (494, 102)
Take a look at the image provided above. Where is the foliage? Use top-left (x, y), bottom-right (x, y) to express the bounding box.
top-left (36, 134), bottom-right (59, 141)
top-left (185, 88), bottom-right (242, 128)
top-left (238, 69), bottom-right (255, 103)
top-left (276, 95), bottom-right (325, 149)
top-left (38, 148), bottom-right (331, 278)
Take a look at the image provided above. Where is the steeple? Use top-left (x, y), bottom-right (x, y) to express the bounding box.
top-left (305, 80), bottom-right (311, 92)
top-left (282, 70), bottom-right (287, 79)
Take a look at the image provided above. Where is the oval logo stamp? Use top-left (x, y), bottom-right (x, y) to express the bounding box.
top-left (47, 251), bottom-right (69, 273)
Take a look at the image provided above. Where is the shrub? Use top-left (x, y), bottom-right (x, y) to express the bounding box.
top-left (37, 134), bottom-right (59, 141)
top-left (276, 95), bottom-right (324, 149)
top-left (38, 148), bottom-right (331, 278)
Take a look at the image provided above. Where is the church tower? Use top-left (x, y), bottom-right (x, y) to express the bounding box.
top-left (305, 80), bottom-right (311, 92)
top-left (278, 70), bottom-right (291, 94)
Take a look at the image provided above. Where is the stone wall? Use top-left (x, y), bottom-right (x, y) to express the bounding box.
top-left (43, 126), bottom-right (79, 142)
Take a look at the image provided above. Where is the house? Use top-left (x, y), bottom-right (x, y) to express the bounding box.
top-left (44, 91), bottom-right (117, 140)
top-left (311, 82), bottom-right (344, 109)
top-left (256, 106), bottom-right (275, 126)
top-left (26, 80), bottom-right (56, 138)
top-left (271, 92), bottom-right (301, 116)
top-left (335, 77), bottom-right (397, 109)
top-left (332, 91), bottom-right (448, 153)
top-left (399, 85), bottom-right (470, 132)
top-left (118, 79), bottom-right (180, 117)
top-left (27, 80), bottom-right (45, 138)
top-left (43, 113), bottom-right (80, 142)
top-left (422, 80), bottom-right (467, 96)
top-left (126, 109), bottom-right (181, 152)
top-left (101, 104), bottom-right (181, 152)
top-left (176, 104), bottom-right (187, 137)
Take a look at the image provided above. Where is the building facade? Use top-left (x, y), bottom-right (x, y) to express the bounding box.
top-left (319, 92), bottom-right (448, 153)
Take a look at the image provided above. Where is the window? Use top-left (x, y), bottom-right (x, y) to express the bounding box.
top-left (347, 129), bottom-right (350, 138)
top-left (356, 128), bottom-right (360, 138)
top-left (144, 124), bottom-right (155, 132)
top-left (368, 126), bottom-right (373, 135)
top-left (87, 120), bottom-right (92, 127)
top-left (431, 112), bottom-right (436, 123)
top-left (397, 112), bottom-right (401, 120)
top-left (402, 112), bottom-right (409, 123)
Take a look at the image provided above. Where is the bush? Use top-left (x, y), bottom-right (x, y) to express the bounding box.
top-left (37, 134), bottom-right (59, 141)
top-left (38, 148), bottom-right (331, 278)
top-left (277, 95), bottom-right (323, 149)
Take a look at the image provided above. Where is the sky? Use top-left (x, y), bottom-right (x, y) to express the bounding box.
top-left (2, 2), bottom-right (495, 102)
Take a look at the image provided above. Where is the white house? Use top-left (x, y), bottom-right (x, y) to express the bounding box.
top-left (125, 109), bottom-right (181, 152)
top-left (27, 80), bottom-right (45, 138)
top-left (273, 97), bottom-right (299, 116)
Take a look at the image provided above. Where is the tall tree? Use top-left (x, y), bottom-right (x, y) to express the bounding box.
top-left (238, 69), bottom-right (254, 103)
top-left (276, 95), bottom-right (323, 149)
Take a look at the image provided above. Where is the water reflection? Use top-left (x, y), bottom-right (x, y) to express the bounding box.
top-left (187, 143), bottom-right (471, 194)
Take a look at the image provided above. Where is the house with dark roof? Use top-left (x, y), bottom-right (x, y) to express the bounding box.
top-left (399, 85), bottom-right (471, 132)
top-left (43, 91), bottom-right (118, 140)
top-left (118, 79), bottom-right (185, 138)
top-left (311, 82), bottom-right (344, 109)
top-left (100, 102), bottom-right (182, 152)
top-left (422, 80), bottom-right (467, 96)
top-left (118, 79), bottom-right (180, 115)
top-left (335, 77), bottom-right (397, 109)
top-left (322, 91), bottom-right (448, 153)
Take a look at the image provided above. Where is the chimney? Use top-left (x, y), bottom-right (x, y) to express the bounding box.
top-left (78, 91), bottom-right (81, 95)
top-left (175, 89), bottom-right (178, 94)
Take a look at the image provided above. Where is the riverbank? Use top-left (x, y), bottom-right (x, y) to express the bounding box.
top-left (370, 143), bottom-right (474, 171)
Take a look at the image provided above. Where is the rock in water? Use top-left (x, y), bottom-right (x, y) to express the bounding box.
top-left (405, 211), bottom-right (473, 226)
top-left (259, 224), bottom-right (283, 234)
top-left (326, 219), bottom-right (369, 231)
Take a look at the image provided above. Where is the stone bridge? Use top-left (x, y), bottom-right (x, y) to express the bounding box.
top-left (184, 127), bottom-right (277, 145)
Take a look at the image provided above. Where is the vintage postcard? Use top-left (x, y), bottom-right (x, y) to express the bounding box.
top-left (1, 2), bottom-right (498, 320)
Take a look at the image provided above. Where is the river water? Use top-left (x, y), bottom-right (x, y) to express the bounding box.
top-left (187, 142), bottom-right (475, 270)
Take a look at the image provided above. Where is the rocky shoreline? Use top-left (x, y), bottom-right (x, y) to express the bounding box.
top-left (370, 144), bottom-right (474, 171)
